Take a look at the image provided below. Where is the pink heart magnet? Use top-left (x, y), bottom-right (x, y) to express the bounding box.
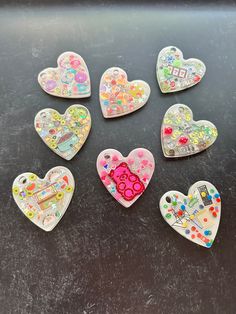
top-left (97, 148), bottom-right (155, 207)
top-left (38, 51), bottom-right (91, 98)
top-left (99, 67), bottom-right (150, 118)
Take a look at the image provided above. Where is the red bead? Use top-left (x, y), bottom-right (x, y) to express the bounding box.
top-left (191, 226), bottom-right (196, 231)
top-left (216, 198), bottom-right (221, 203)
top-left (191, 234), bottom-right (195, 239)
top-left (209, 206), bottom-right (214, 211)
top-left (179, 136), bottom-right (188, 145)
top-left (177, 210), bottom-right (183, 216)
top-left (164, 127), bottom-right (173, 135)
top-left (111, 80), bottom-right (116, 85)
top-left (213, 212), bottom-right (217, 217)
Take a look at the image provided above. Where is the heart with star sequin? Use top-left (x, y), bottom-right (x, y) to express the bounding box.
top-left (99, 67), bottom-right (150, 118)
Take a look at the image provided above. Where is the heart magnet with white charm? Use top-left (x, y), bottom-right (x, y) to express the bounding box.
top-left (38, 51), bottom-right (91, 98)
top-left (97, 148), bottom-right (155, 207)
top-left (34, 105), bottom-right (91, 160)
top-left (161, 104), bottom-right (218, 158)
top-left (160, 181), bottom-right (221, 248)
top-left (99, 67), bottom-right (150, 118)
top-left (156, 46), bottom-right (206, 93)
top-left (12, 166), bottom-right (75, 231)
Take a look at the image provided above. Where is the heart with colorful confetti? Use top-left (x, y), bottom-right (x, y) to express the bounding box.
top-left (159, 181), bottom-right (221, 248)
top-left (34, 105), bottom-right (91, 160)
top-left (38, 51), bottom-right (91, 98)
top-left (12, 166), bottom-right (75, 231)
top-left (161, 104), bottom-right (218, 158)
top-left (99, 67), bottom-right (151, 118)
top-left (156, 46), bottom-right (206, 93)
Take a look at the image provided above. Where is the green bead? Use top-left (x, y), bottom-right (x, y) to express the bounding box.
top-left (165, 213), bottom-right (172, 219)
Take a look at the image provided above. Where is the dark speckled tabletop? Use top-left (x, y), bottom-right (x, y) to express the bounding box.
top-left (0, 1), bottom-right (236, 313)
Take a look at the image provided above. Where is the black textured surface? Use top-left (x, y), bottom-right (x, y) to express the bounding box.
top-left (0, 1), bottom-right (236, 313)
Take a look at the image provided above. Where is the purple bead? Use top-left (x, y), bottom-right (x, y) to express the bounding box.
top-left (46, 80), bottom-right (57, 91)
top-left (75, 72), bottom-right (87, 83)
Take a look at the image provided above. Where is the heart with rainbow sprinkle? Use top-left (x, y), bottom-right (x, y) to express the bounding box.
top-left (38, 51), bottom-right (91, 98)
top-left (99, 67), bottom-right (150, 118)
top-left (97, 148), bottom-right (155, 207)
top-left (159, 181), bottom-right (221, 248)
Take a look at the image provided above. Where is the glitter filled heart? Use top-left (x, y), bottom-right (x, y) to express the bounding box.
top-left (38, 52), bottom-right (91, 98)
top-left (156, 46), bottom-right (206, 93)
top-left (161, 104), bottom-right (218, 158)
top-left (160, 181), bottom-right (221, 248)
top-left (12, 166), bottom-right (75, 231)
top-left (99, 67), bottom-right (150, 118)
top-left (34, 105), bottom-right (91, 160)
top-left (97, 148), bottom-right (155, 207)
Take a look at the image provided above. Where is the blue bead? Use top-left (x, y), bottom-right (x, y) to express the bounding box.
top-left (207, 195), bottom-right (212, 200)
top-left (215, 193), bottom-right (220, 198)
top-left (206, 242), bottom-right (212, 248)
top-left (181, 204), bottom-right (185, 210)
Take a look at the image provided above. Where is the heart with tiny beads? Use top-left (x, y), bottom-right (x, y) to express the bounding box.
top-left (97, 148), bottom-right (155, 207)
top-left (38, 51), bottom-right (91, 98)
top-left (12, 166), bottom-right (75, 231)
top-left (159, 181), bottom-right (221, 248)
top-left (99, 67), bottom-right (151, 118)
top-left (161, 104), bottom-right (218, 158)
top-left (35, 105), bottom-right (91, 160)
top-left (156, 46), bottom-right (206, 93)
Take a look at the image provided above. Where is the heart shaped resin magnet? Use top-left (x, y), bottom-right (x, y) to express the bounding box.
top-left (38, 52), bottom-right (91, 98)
top-left (12, 166), bottom-right (75, 231)
top-left (156, 46), bottom-right (206, 93)
top-left (97, 148), bottom-right (155, 207)
top-left (35, 105), bottom-right (91, 160)
top-left (160, 181), bottom-right (221, 248)
top-left (161, 104), bottom-right (218, 158)
top-left (99, 67), bottom-right (150, 118)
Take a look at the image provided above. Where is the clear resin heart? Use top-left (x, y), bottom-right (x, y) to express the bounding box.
top-left (38, 52), bottom-right (91, 98)
top-left (12, 166), bottom-right (75, 231)
top-left (161, 104), bottom-right (218, 158)
top-left (99, 67), bottom-right (150, 118)
top-left (160, 181), bottom-right (221, 248)
top-left (97, 148), bottom-right (155, 207)
top-left (34, 105), bottom-right (91, 160)
top-left (156, 46), bottom-right (206, 93)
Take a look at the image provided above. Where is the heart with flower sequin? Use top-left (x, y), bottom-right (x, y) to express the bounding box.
top-left (99, 67), bottom-right (151, 118)
top-left (156, 46), bottom-right (206, 93)
top-left (38, 52), bottom-right (91, 98)
top-left (159, 181), bottom-right (221, 248)
top-left (161, 104), bottom-right (218, 158)
top-left (12, 166), bottom-right (75, 231)
top-left (97, 148), bottom-right (155, 207)
top-left (34, 105), bottom-right (91, 160)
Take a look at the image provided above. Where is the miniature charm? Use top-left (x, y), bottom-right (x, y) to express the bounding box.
top-left (38, 52), bottom-right (91, 98)
top-left (160, 181), bottom-right (221, 248)
top-left (156, 46), bottom-right (206, 93)
top-left (12, 166), bottom-right (75, 231)
top-left (97, 148), bottom-right (155, 207)
top-left (99, 67), bottom-right (150, 118)
top-left (34, 105), bottom-right (91, 160)
top-left (161, 104), bottom-right (217, 158)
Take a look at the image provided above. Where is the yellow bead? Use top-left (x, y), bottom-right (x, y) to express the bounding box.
top-left (201, 192), bottom-right (206, 197)
top-left (190, 215), bottom-right (195, 220)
